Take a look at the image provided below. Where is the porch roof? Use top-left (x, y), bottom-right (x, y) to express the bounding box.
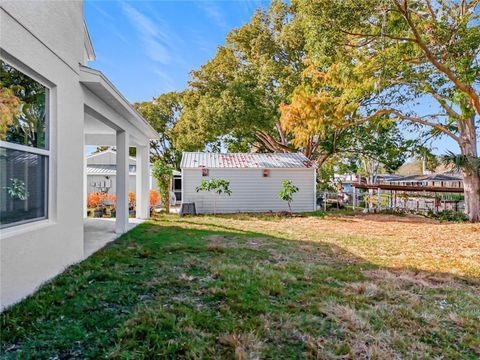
top-left (80, 65), bottom-right (158, 142)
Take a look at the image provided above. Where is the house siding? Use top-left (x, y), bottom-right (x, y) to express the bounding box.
top-left (0, 1), bottom-right (85, 310)
top-left (182, 168), bottom-right (316, 214)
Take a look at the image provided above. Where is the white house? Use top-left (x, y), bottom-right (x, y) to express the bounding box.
top-left (86, 149), bottom-right (182, 201)
top-left (0, 1), bottom-right (158, 309)
top-left (181, 152), bottom-right (317, 214)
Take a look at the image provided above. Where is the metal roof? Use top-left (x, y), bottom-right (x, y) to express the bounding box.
top-left (86, 165), bottom-right (181, 176)
top-left (180, 152), bottom-right (317, 169)
top-left (385, 174), bottom-right (462, 182)
top-left (86, 165), bottom-right (136, 175)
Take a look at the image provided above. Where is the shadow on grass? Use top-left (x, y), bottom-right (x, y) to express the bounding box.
top-left (1, 221), bottom-right (479, 359)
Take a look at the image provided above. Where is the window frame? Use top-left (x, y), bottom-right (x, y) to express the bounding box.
top-left (0, 60), bottom-right (51, 229)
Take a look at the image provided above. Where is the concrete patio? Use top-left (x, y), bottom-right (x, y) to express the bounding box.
top-left (83, 218), bottom-right (145, 259)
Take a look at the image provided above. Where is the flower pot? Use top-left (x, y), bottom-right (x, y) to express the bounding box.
top-left (93, 208), bottom-right (104, 217)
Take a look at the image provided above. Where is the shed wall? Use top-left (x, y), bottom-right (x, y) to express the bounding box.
top-left (182, 168), bottom-right (315, 213)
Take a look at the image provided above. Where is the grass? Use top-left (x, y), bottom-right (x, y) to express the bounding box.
top-left (1, 212), bottom-right (479, 359)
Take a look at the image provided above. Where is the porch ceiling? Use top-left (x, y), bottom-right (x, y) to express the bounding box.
top-left (80, 65), bottom-right (158, 147)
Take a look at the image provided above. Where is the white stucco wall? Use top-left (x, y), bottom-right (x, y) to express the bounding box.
top-left (182, 168), bottom-right (316, 214)
top-left (0, 2), bottom-right (85, 309)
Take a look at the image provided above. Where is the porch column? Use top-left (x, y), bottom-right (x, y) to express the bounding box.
top-left (83, 139), bottom-right (88, 218)
top-left (115, 130), bottom-right (129, 234)
top-left (136, 145), bottom-right (150, 219)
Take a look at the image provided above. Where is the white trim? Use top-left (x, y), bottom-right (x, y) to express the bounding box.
top-left (83, 21), bottom-right (96, 61)
top-left (86, 149), bottom-right (136, 162)
top-left (0, 219), bottom-right (56, 239)
top-left (0, 141), bottom-right (50, 156)
top-left (80, 66), bottom-right (158, 139)
top-left (181, 168), bottom-right (184, 206)
top-left (0, 58), bottom-right (52, 229)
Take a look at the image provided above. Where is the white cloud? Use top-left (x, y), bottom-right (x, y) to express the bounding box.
top-left (197, 1), bottom-right (228, 30)
top-left (121, 2), bottom-right (173, 64)
top-left (153, 68), bottom-right (176, 92)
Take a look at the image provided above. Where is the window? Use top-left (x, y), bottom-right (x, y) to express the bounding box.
top-left (1, 60), bottom-right (49, 228)
top-left (174, 177), bottom-right (181, 190)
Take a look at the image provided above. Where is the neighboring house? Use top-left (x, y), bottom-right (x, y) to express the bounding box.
top-left (0, 2), bottom-right (158, 309)
top-left (181, 152), bottom-right (317, 214)
top-left (86, 149), bottom-right (182, 201)
top-left (380, 174), bottom-right (463, 188)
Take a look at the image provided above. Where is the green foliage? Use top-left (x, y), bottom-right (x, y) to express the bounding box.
top-left (427, 209), bottom-right (469, 222)
top-left (195, 178), bottom-right (232, 196)
top-left (135, 92), bottom-right (183, 168)
top-left (442, 151), bottom-right (480, 176)
top-left (1, 60), bottom-right (46, 148)
top-left (278, 180), bottom-right (299, 213)
top-left (173, 2), bottom-right (305, 152)
top-left (3, 178), bottom-right (29, 200)
top-left (151, 160), bottom-right (174, 212)
top-left (195, 178), bottom-right (232, 215)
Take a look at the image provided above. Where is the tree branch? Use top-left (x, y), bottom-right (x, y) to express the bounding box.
top-left (340, 108), bottom-right (464, 144)
top-left (393, 0), bottom-right (480, 116)
top-left (338, 28), bottom-right (416, 43)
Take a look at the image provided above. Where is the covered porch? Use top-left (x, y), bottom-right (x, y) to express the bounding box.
top-left (81, 65), bottom-right (157, 253)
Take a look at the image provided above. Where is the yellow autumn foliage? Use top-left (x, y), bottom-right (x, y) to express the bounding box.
top-left (0, 88), bottom-right (20, 139)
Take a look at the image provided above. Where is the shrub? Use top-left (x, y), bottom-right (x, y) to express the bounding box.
top-left (87, 192), bottom-right (103, 208)
top-left (195, 178), bottom-right (232, 214)
top-left (278, 180), bottom-right (299, 213)
top-left (427, 209), bottom-right (469, 222)
top-left (149, 190), bottom-right (160, 209)
top-left (151, 160), bottom-right (174, 213)
top-left (109, 194), bottom-right (116, 209)
top-left (128, 192), bottom-right (135, 208)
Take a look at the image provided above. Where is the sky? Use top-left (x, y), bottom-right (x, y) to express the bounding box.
top-left (84, 0), bottom-right (465, 155)
top-left (85, 0), bottom-right (268, 101)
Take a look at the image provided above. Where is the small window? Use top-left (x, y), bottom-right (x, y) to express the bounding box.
top-left (263, 169), bottom-right (270, 177)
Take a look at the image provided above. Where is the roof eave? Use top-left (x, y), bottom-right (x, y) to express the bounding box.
top-left (83, 22), bottom-right (96, 62)
top-left (79, 65), bottom-right (159, 140)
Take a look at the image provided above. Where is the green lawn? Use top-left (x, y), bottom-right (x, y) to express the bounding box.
top-left (1, 213), bottom-right (479, 359)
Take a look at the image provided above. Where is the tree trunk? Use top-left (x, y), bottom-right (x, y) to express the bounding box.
top-left (462, 171), bottom-right (480, 222)
top-left (459, 118), bottom-right (479, 222)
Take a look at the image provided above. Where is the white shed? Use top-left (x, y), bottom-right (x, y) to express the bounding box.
top-left (181, 152), bottom-right (317, 214)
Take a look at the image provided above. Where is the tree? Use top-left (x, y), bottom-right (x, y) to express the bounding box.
top-left (173, 1), bottom-right (305, 152)
top-left (1, 60), bottom-right (46, 148)
top-left (151, 160), bottom-right (174, 213)
top-left (195, 178), bottom-right (232, 215)
top-left (0, 88), bottom-right (20, 138)
top-left (297, 0), bottom-right (480, 221)
top-left (135, 92), bottom-right (183, 168)
top-left (278, 180), bottom-right (299, 213)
